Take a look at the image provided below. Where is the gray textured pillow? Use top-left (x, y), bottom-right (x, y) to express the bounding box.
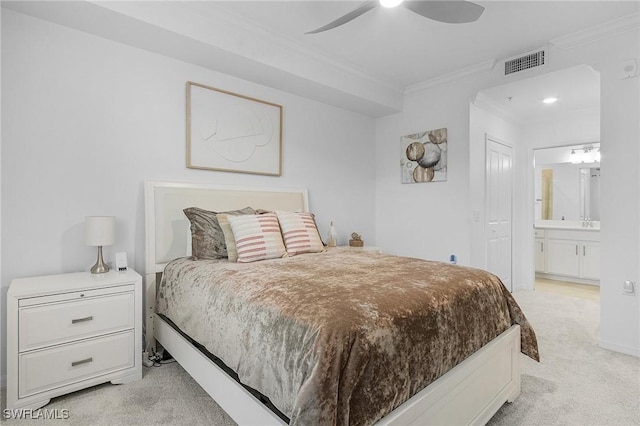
top-left (183, 206), bottom-right (256, 259)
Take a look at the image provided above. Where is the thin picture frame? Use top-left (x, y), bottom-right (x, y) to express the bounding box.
top-left (186, 81), bottom-right (282, 176)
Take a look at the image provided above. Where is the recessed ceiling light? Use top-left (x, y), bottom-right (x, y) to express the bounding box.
top-left (542, 97), bottom-right (558, 104)
top-left (380, 0), bottom-right (403, 8)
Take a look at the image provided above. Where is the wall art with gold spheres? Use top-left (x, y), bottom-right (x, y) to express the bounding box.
top-left (400, 128), bottom-right (447, 184)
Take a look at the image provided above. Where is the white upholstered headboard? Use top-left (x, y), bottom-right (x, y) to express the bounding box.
top-left (143, 180), bottom-right (308, 351)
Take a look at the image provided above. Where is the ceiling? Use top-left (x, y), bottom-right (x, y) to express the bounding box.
top-left (206, 1), bottom-right (638, 88)
top-left (3, 1), bottom-right (638, 117)
top-left (478, 64), bottom-right (601, 122)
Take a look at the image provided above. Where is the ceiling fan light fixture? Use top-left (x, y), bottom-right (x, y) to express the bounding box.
top-left (380, 0), bottom-right (404, 8)
top-left (306, 0), bottom-right (482, 34)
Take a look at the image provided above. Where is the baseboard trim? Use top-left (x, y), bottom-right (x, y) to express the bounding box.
top-left (535, 273), bottom-right (599, 286)
top-left (598, 339), bottom-right (640, 358)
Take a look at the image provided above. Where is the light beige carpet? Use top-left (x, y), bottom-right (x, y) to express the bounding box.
top-left (488, 289), bottom-right (639, 426)
top-left (2, 289), bottom-right (638, 425)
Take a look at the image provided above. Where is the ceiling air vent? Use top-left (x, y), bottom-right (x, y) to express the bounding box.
top-left (504, 50), bottom-right (546, 75)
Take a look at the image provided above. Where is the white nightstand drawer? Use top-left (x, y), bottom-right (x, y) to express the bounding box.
top-left (19, 292), bottom-right (134, 351)
top-left (19, 331), bottom-right (134, 398)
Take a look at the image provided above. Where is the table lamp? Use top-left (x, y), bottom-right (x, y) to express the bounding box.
top-left (85, 216), bottom-right (115, 274)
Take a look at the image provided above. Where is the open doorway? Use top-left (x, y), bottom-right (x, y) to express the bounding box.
top-left (473, 64), bottom-right (600, 300)
top-left (533, 143), bottom-right (601, 298)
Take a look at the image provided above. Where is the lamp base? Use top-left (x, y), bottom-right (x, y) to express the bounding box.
top-left (91, 246), bottom-right (110, 274)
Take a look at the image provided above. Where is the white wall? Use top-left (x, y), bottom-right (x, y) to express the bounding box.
top-left (375, 80), bottom-right (478, 263)
top-left (376, 28), bottom-right (639, 356)
top-left (596, 35), bottom-right (640, 356)
top-left (0, 10), bottom-right (376, 382)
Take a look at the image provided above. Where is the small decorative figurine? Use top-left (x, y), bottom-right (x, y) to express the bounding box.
top-left (349, 232), bottom-right (364, 247)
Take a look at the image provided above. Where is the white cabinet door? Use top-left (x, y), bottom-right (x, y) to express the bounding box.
top-left (581, 242), bottom-right (600, 280)
top-left (546, 239), bottom-right (580, 277)
top-left (534, 238), bottom-right (545, 272)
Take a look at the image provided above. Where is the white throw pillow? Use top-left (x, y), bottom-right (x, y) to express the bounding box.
top-left (227, 213), bottom-right (287, 263)
top-left (276, 211), bottom-right (325, 256)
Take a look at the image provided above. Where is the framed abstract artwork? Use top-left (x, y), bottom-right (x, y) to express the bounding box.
top-left (400, 128), bottom-right (447, 183)
top-left (186, 81), bottom-right (282, 176)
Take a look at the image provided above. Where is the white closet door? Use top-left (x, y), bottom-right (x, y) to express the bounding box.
top-left (486, 138), bottom-right (513, 291)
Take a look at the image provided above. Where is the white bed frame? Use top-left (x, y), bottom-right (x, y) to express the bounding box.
top-left (144, 180), bottom-right (521, 425)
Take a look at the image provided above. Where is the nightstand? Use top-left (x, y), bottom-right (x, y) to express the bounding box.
top-left (331, 245), bottom-right (381, 253)
top-left (6, 269), bottom-right (142, 410)
top-left (348, 246), bottom-right (382, 253)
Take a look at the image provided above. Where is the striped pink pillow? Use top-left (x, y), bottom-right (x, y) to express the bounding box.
top-left (276, 211), bottom-right (325, 256)
top-left (227, 213), bottom-right (287, 263)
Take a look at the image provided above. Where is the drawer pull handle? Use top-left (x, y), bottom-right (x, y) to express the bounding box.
top-left (71, 357), bottom-right (93, 367)
top-left (71, 316), bottom-right (93, 324)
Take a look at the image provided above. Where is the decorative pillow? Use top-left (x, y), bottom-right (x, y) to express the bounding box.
top-left (276, 211), bottom-right (325, 256)
top-left (227, 213), bottom-right (287, 263)
top-left (183, 206), bottom-right (255, 259)
top-left (216, 214), bottom-right (239, 262)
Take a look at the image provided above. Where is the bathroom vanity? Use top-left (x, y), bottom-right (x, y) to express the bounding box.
top-left (535, 221), bottom-right (600, 285)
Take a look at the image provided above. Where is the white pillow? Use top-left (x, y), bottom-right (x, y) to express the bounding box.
top-left (227, 213), bottom-right (287, 263)
top-left (276, 211), bottom-right (325, 256)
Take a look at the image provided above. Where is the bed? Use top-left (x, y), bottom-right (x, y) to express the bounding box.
top-left (144, 180), bottom-right (538, 426)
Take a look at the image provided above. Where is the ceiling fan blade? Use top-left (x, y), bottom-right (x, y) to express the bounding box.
top-left (403, 1), bottom-right (484, 24)
top-left (306, 0), bottom-right (378, 34)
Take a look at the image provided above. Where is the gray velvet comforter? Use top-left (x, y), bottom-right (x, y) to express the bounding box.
top-left (157, 248), bottom-right (538, 426)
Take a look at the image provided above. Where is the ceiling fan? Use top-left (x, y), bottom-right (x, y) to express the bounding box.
top-left (306, 0), bottom-right (484, 34)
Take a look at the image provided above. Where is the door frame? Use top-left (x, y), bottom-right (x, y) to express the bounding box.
top-left (529, 139), bottom-right (601, 290)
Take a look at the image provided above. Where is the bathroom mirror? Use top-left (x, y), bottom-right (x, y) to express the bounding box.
top-left (534, 143), bottom-right (600, 221)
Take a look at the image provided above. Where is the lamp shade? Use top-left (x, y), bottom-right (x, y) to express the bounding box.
top-left (85, 216), bottom-right (115, 246)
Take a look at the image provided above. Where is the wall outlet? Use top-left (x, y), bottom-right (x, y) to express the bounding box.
top-left (449, 254), bottom-right (457, 264)
top-left (623, 280), bottom-right (635, 295)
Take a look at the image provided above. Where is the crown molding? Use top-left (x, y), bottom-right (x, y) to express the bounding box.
top-left (404, 59), bottom-right (495, 95)
top-left (4, 0), bottom-right (402, 116)
top-left (551, 12), bottom-right (640, 49)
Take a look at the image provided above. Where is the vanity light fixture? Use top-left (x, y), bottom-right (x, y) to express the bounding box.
top-left (570, 149), bottom-right (580, 164)
top-left (583, 146), bottom-right (594, 163)
top-left (542, 97), bottom-right (558, 104)
top-left (570, 145), bottom-right (600, 164)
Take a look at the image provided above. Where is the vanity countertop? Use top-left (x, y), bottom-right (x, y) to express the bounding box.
top-left (535, 220), bottom-right (600, 231)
